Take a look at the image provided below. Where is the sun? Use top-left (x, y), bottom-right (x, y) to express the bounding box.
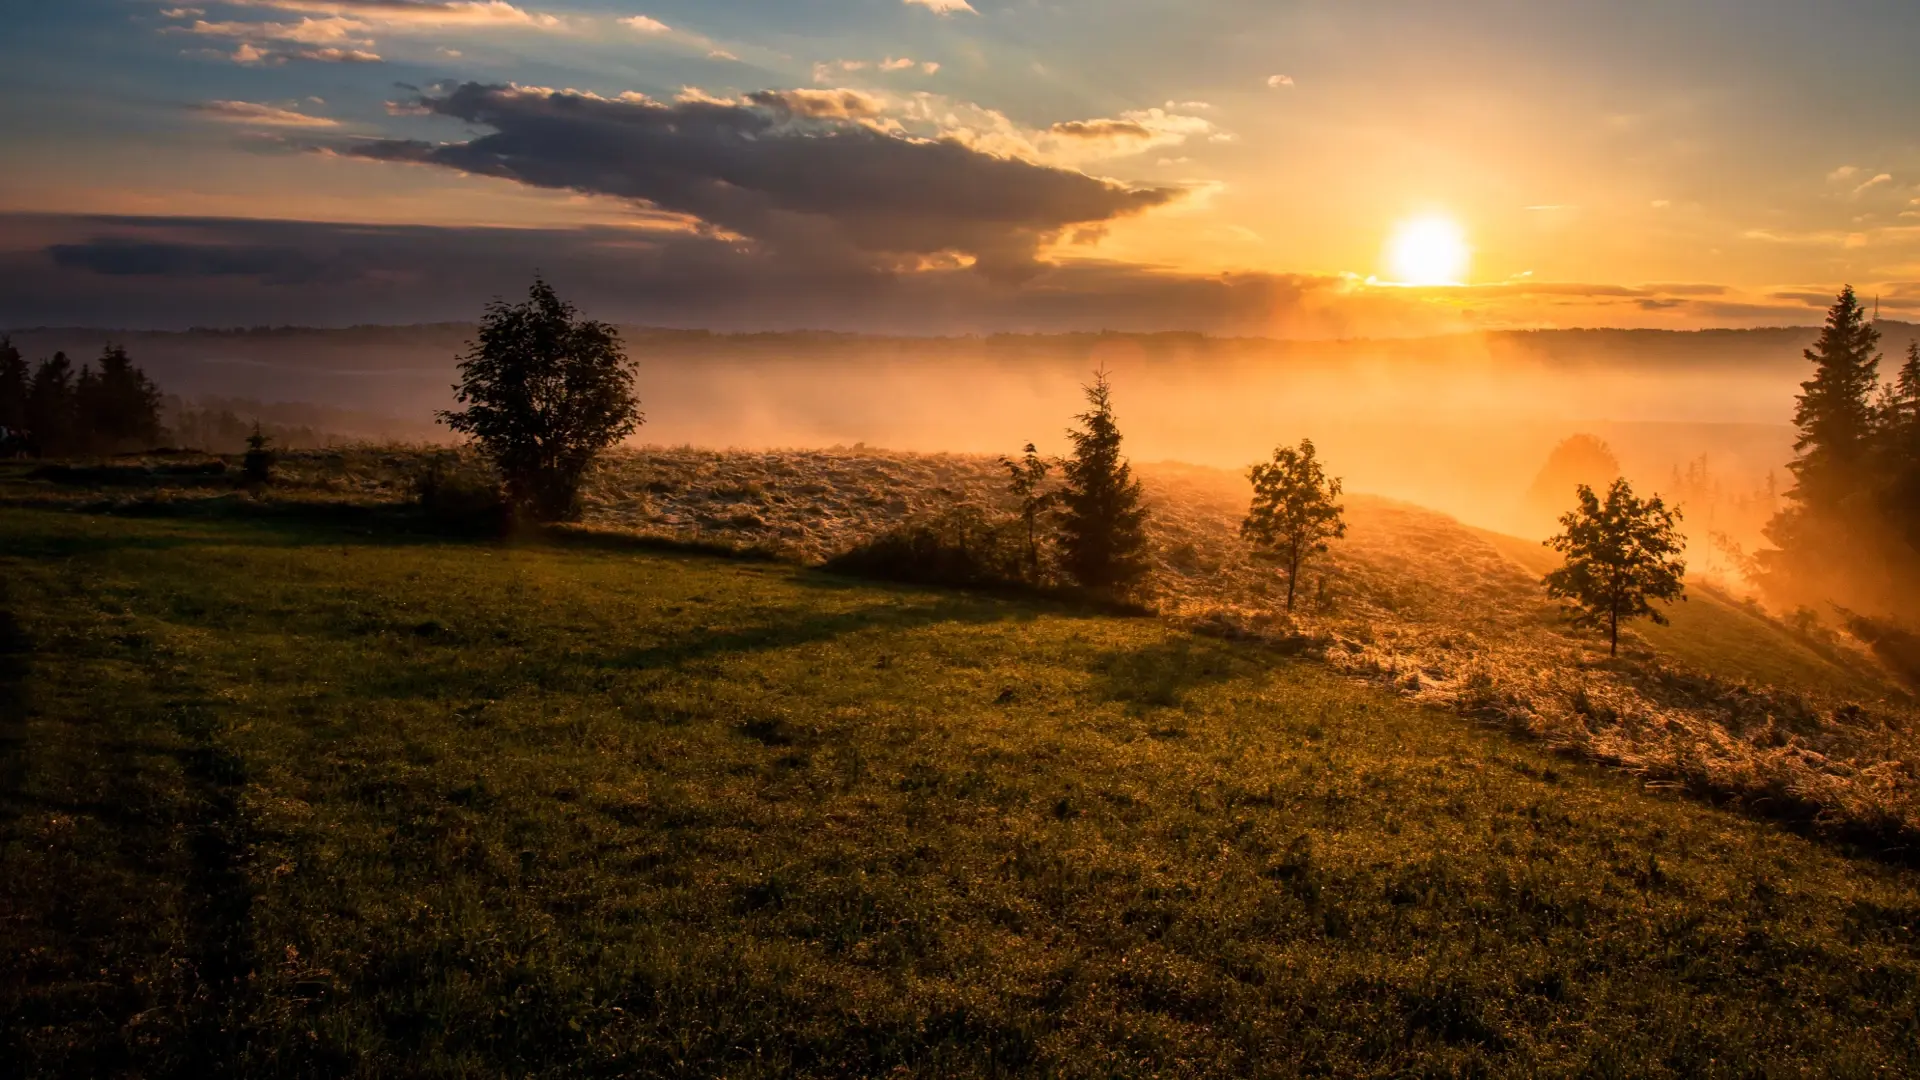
top-left (1386, 216), bottom-right (1470, 285)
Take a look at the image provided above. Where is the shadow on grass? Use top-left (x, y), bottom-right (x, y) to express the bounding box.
top-left (606, 596), bottom-right (1067, 672)
top-left (1093, 633), bottom-right (1256, 714)
top-left (0, 600), bottom-right (28, 812)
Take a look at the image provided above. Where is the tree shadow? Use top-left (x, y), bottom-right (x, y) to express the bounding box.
top-left (1093, 633), bottom-right (1259, 714)
top-left (604, 596), bottom-right (1057, 672)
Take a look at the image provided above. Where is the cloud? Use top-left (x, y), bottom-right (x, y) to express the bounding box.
top-left (10, 214), bottom-right (1864, 336)
top-left (194, 100), bottom-right (340, 126)
top-left (903, 0), bottom-right (976, 12)
top-left (1855, 172), bottom-right (1894, 195)
top-left (913, 98), bottom-right (1218, 165)
top-left (815, 57), bottom-right (939, 82)
top-left (216, 0), bottom-right (562, 28)
top-left (1266, 74), bottom-right (1294, 88)
top-left (170, 13), bottom-right (383, 62)
top-left (338, 83), bottom-right (1178, 279)
top-left (620, 14), bottom-right (669, 34)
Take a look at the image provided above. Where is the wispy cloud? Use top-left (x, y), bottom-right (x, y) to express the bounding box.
top-left (1266, 74), bottom-right (1294, 88)
top-left (813, 57), bottom-right (939, 82)
top-left (902, 0), bottom-right (976, 14)
top-left (216, 0), bottom-right (563, 29)
top-left (195, 100), bottom-right (340, 127)
top-left (619, 14), bottom-right (670, 34)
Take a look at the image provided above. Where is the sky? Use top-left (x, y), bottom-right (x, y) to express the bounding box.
top-left (4, 0), bottom-right (1920, 333)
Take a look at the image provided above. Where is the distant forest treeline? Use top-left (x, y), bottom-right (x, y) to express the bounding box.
top-left (0, 337), bottom-right (354, 455)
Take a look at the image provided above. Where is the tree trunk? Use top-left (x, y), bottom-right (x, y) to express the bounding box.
top-left (1609, 603), bottom-right (1619, 656)
top-left (1285, 550), bottom-right (1299, 612)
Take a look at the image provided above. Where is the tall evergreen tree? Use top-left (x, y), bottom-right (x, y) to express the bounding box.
top-left (1788, 286), bottom-right (1881, 506)
top-left (1057, 369), bottom-right (1150, 592)
top-left (90, 345), bottom-right (164, 452)
top-left (25, 352), bottom-right (77, 456)
top-left (1758, 288), bottom-right (1890, 607)
top-left (0, 337), bottom-right (27, 438)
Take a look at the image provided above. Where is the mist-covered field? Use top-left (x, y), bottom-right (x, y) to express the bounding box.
top-left (5, 322), bottom-right (1854, 538)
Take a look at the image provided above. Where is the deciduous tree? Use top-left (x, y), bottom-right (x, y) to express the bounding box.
top-left (441, 278), bottom-right (643, 522)
top-left (1242, 438), bottom-right (1346, 613)
top-left (999, 442), bottom-right (1057, 582)
top-left (1544, 478), bottom-right (1687, 656)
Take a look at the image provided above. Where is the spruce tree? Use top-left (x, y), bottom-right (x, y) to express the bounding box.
top-left (1057, 369), bottom-right (1150, 592)
top-left (25, 352), bottom-right (77, 457)
top-left (0, 337), bottom-right (27, 441)
top-left (1788, 286), bottom-right (1881, 506)
top-left (91, 345), bottom-right (163, 452)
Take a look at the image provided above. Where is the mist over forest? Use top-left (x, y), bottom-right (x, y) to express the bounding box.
top-left (11, 320), bottom-right (1892, 540)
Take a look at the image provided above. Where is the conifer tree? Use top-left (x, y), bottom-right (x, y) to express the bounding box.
top-left (91, 345), bottom-right (163, 452)
top-left (1242, 438), bottom-right (1347, 613)
top-left (1057, 369), bottom-right (1150, 592)
top-left (1788, 286), bottom-right (1881, 506)
top-left (25, 352), bottom-right (77, 457)
top-left (243, 422), bottom-right (275, 484)
top-left (1544, 478), bottom-right (1687, 656)
top-left (0, 337), bottom-right (27, 442)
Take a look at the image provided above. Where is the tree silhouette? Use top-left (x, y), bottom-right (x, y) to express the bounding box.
top-left (25, 352), bottom-right (77, 457)
top-left (243, 422), bottom-right (275, 484)
top-left (1544, 478), bottom-right (1687, 656)
top-left (88, 345), bottom-right (163, 452)
top-left (1789, 286), bottom-right (1881, 505)
top-left (1057, 369), bottom-right (1149, 592)
top-left (0, 338), bottom-right (27, 449)
top-left (1242, 438), bottom-right (1347, 613)
top-left (440, 278), bottom-right (643, 522)
top-left (999, 442), bottom-right (1057, 583)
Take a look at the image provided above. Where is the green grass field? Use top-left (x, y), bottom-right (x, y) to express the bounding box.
top-left (3, 506), bottom-right (1918, 1077)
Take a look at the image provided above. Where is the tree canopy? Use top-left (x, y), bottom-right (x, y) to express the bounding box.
top-left (1544, 478), bottom-right (1687, 656)
top-left (441, 278), bottom-right (643, 522)
top-left (1242, 438), bottom-right (1346, 613)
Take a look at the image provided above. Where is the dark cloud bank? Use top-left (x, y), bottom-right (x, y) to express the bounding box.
top-left (6, 212), bottom-right (1337, 333)
top-left (349, 82), bottom-right (1175, 280)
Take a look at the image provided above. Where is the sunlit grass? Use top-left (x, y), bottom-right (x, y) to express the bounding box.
top-left (3, 507), bottom-right (1918, 1076)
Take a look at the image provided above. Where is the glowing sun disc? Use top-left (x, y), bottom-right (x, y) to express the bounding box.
top-left (1387, 216), bottom-right (1470, 285)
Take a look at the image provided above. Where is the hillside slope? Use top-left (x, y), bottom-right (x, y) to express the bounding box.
top-left (2, 507), bottom-right (1917, 1077)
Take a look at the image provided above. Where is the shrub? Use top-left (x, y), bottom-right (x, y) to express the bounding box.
top-left (411, 456), bottom-right (513, 534)
top-left (242, 424), bottom-right (274, 484)
top-left (825, 505), bottom-right (1028, 589)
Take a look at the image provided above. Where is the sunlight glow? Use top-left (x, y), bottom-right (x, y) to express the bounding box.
top-left (1386, 216), bottom-right (1471, 285)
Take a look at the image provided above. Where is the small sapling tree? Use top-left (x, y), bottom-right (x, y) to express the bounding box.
top-left (1000, 442), bottom-right (1057, 582)
top-left (242, 422), bottom-right (275, 484)
top-left (1242, 438), bottom-right (1346, 613)
top-left (1057, 369), bottom-right (1150, 593)
top-left (1544, 477), bottom-right (1687, 656)
top-left (441, 278), bottom-right (642, 522)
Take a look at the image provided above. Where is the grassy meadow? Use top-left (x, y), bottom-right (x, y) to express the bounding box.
top-left (3, 497), bottom-right (1920, 1077)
